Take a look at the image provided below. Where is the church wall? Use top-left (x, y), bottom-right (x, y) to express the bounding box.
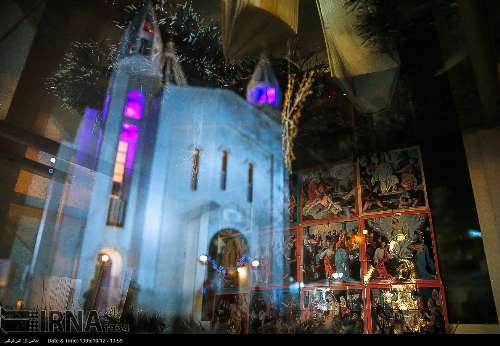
top-left (131, 86), bottom-right (285, 316)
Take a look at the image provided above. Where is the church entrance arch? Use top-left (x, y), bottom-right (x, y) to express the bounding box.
top-left (201, 229), bottom-right (249, 321)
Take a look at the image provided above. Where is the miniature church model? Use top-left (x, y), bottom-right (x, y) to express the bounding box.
top-left (26, 3), bottom-right (287, 319)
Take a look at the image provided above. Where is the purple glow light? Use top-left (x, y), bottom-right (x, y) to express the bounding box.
top-left (266, 87), bottom-right (276, 104)
top-left (119, 122), bottom-right (139, 171)
top-left (122, 123), bottom-right (139, 131)
top-left (123, 90), bottom-right (144, 120)
top-left (247, 85), bottom-right (278, 106)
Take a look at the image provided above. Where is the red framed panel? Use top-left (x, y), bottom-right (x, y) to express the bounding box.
top-left (360, 210), bottom-right (440, 284)
top-left (299, 159), bottom-right (358, 225)
top-left (300, 220), bottom-right (362, 287)
top-left (357, 146), bottom-right (429, 217)
top-left (300, 286), bottom-right (365, 333)
top-left (367, 283), bottom-right (448, 334)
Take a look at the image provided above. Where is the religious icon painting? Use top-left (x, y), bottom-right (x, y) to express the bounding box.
top-left (270, 229), bottom-right (298, 286)
top-left (212, 293), bottom-right (249, 334)
top-left (302, 221), bottom-right (361, 285)
top-left (288, 173), bottom-right (299, 226)
top-left (370, 286), bottom-right (447, 334)
top-left (301, 161), bottom-right (357, 222)
top-left (302, 288), bottom-right (364, 334)
top-left (249, 289), bottom-right (300, 334)
top-left (364, 213), bottom-right (437, 282)
top-left (207, 229), bottom-right (249, 291)
top-left (358, 147), bottom-right (428, 215)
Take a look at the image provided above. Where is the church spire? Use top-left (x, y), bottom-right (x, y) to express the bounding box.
top-left (116, 1), bottom-right (163, 72)
top-left (163, 42), bottom-right (187, 86)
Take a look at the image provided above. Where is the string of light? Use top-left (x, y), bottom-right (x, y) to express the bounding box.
top-left (198, 254), bottom-right (260, 275)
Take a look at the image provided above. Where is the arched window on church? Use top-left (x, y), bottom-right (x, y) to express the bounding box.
top-left (191, 148), bottom-right (200, 191)
top-left (247, 163), bottom-right (253, 203)
top-left (220, 150), bottom-right (228, 191)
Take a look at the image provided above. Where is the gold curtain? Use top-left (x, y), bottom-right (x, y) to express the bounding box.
top-left (316, 0), bottom-right (400, 114)
top-left (221, 0), bottom-right (299, 59)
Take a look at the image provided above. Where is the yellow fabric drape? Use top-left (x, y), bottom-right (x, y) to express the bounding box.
top-left (316, 0), bottom-right (400, 113)
top-left (221, 0), bottom-right (299, 59)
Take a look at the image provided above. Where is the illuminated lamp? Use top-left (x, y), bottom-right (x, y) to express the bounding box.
top-left (246, 56), bottom-right (280, 108)
top-left (247, 85), bottom-right (279, 106)
top-left (199, 255), bottom-right (208, 264)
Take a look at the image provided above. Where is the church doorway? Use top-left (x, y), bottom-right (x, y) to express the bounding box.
top-left (85, 248), bottom-right (123, 314)
top-left (201, 229), bottom-right (248, 321)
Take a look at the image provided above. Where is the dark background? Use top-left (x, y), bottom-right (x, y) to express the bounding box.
top-left (0, 0), bottom-right (496, 324)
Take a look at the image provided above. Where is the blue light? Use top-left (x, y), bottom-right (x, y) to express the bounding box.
top-left (48, 168), bottom-right (54, 174)
top-left (468, 229), bottom-right (481, 238)
top-left (247, 85), bottom-right (278, 106)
